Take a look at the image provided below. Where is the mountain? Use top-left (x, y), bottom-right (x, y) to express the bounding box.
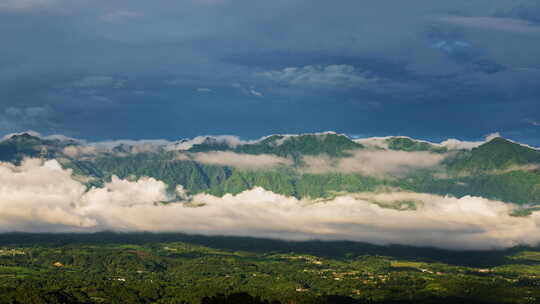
top-left (2, 132), bottom-right (540, 205)
top-left (402, 137), bottom-right (540, 204)
top-left (189, 133), bottom-right (364, 159)
top-left (0, 133), bottom-right (73, 163)
top-left (446, 137), bottom-right (540, 174)
top-left (385, 137), bottom-right (447, 153)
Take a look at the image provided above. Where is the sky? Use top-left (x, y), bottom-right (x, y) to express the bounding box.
top-left (1, 0), bottom-right (540, 144)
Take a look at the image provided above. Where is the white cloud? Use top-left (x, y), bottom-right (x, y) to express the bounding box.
top-left (100, 10), bottom-right (143, 23)
top-left (70, 76), bottom-right (120, 88)
top-left (525, 118), bottom-right (540, 127)
top-left (62, 145), bottom-right (98, 158)
top-left (166, 79), bottom-right (184, 86)
top-left (1, 130), bottom-right (42, 141)
top-left (440, 16), bottom-right (540, 34)
top-left (2, 159), bottom-right (540, 250)
top-left (0, 107), bottom-right (53, 134)
top-left (0, 0), bottom-right (55, 10)
top-left (91, 139), bottom-right (171, 150)
top-left (250, 88), bottom-right (263, 97)
top-left (166, 135), bottom-right (255, 151)
top-left (302, 150), bottom-right (446, 177)
top-left (190, 151), bottom-right (292, 169)
top-left (260, 65), bottom-right (377, 87)
top-left (61, 139), bottom-right (172, 158)
top-left (354, 133), bottom-right (503, 151)
top-left (439, 132), bottom-right (501, 150)
top-left (354, 137), bottom-right (391, 149)
top-left (1, 130), bottom-right (78, 142)
top-left (5, 106), bottom-right (50, 120)
top-left (0, 159), bottom-right (96, 230)
top-left (438, 138), bottom-right (485, 150)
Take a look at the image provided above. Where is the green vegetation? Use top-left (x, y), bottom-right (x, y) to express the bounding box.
top-left (67, 153), bottom-right (388, 199)
top-left (386, 137), bottom-right (447, 153)
top-left (4, 133), bottom-right (540, 205)
top-left (0, 134), bottom-right (54, 163)
top-left (446, 138), bottom-right (540, 174)
top-left (234, 134), bottom-right (363, 158)
top-left (188, 134), bottom-right (363, 161)
top-left (400, 169), bottom-right (540, 205)
top-left (0, 233), bottom-right (539, 304)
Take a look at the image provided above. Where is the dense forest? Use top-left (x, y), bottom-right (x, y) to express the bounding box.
top-left (0, 233), bottom-right (539, 304)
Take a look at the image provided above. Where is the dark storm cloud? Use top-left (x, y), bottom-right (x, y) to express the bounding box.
top-left (0, 0), bottom-right (539, 142)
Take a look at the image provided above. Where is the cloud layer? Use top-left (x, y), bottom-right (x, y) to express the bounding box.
top-left (188, 151), bottom-right (293, 169)
top-left (259, 65), bottom-right (376, 87)
top-left (302, 150), bottom-right (446, 177)
top-left (2, 158), bottom-right (540, 250)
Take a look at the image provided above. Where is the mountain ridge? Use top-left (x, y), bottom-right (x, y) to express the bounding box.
top-left (2, 132), bottom-right (540, 205)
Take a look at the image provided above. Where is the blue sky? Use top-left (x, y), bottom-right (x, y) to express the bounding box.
top-left (1, 0), bottom-right (540, 144)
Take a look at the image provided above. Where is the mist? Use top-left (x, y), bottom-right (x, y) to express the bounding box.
top-left (2, 159), bottom-right (540, 250)
top-left (189, 151), bottom-right (293, 170)
top-left (302, 150), bottom-right (446, 177)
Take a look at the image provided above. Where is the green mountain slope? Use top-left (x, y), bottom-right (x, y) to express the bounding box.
top-left (446, 137), bottom-right (540, 174)
top-left (189, 133), bottom-right (363, 159)
top-left (235, 133), bottom-right (363, 157)
top-left (65, 152), bottom-right (386, 199)
top-left (400, 170), bottom-right (540, 204)
top-left (3, 132), bottom-right (540, 204)
top-left (0, 133), bottom-right (71, 163)
top-left (386, 137), bottom-right (447, 153)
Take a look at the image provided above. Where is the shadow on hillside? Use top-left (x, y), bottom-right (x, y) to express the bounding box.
top-left (0, 232), bottom-right (537, 268)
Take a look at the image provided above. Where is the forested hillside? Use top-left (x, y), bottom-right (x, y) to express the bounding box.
top-left (2, 132), bottom-right (540, 205)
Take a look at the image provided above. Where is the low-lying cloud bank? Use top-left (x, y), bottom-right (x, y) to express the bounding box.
top-left (184, 151), bottom-right (293, 170)
top-left (165, 135), bottom-right (254, 151)
top-left (302, 150), bottom-right (446, 177)
top-left (355, 132), bottom-right (504, 151)
top-left (2, 159), bottom-right (540, 250)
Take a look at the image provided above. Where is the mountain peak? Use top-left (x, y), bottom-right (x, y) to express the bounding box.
top-left (385, 137), bottom-right (447, 153)
top-left (7, 132), bottom-right (41, 142)
top-left (447, 136), bottom-right (540, 173)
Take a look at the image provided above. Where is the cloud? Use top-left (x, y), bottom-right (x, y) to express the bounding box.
top-left (249, 88), bottom-right (263, 97)
top-left (90, 139), bottom-right (171, 150)
top-left (62, 139), bottom-right (172, 158)
top-left (100, 10), bottom-right (143, 23)
top-left (0, 0), bottom-right (55, 10)
top-left (431, 40), bottom-right (471, 54)
top-left (2, 159), bottom-right (540, 250)
top-left (196, 88), bottom-right (212, 92)
top-left (190, 151), bottom-right (292, 169)
top-left (0, 107), bottom-right (54, 134)
top-left (1, 1), bottom-right (540, 142)
top-left (439, 132), bottom-right (501, 150)
top-left (1, 130), bottom-right (77, 142)
top-left (302, 150), bottom-right (446, 177)
top-left (259, 65), bottom-right (376, 87)
top-left (525, 118), bottom-right (540, 127)
top-left (440, 16), bottom-right (540, 34)
top-left (69, 76), bottom-right (121, 88)
top-left (354, 133), bottom-right (503, 151)
top-left (62, 145), bottom-right (98, 158)
top-left (165, 79), bottom-right (183, 86)
top-left (5, 106), bottom-right (49, 119)
top-left (0, 159), bottom-right (96, 230)
top-left (166, 135), bottom-right (255, 151)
